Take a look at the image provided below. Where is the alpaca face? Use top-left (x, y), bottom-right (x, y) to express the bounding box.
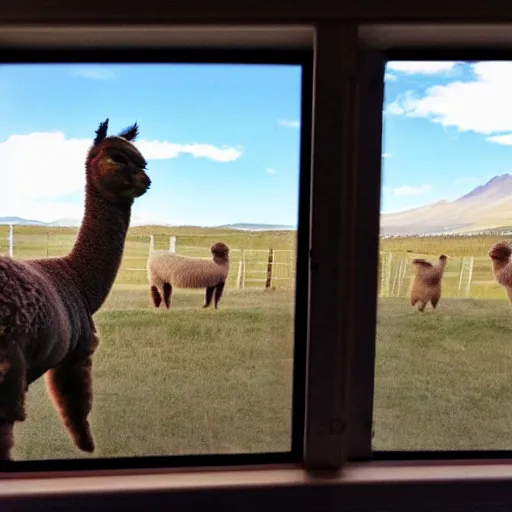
top-left (93, 142), bottom-right (151, 201)
top-left (211, 242), bottom-right (229, 259)
top-left (87, 119), bottom-right (151, 203)
top-left (489, 241), bottom-right (512, 261)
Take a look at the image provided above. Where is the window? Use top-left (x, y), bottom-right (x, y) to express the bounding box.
top-left (374, 53), bottom-right (512, 456)
top-left (0, 46), bottom-right (313, 471)
top-left (5, 19), bottom-right (512, 512)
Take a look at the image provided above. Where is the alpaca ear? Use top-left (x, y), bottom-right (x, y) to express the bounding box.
top-left (94, 118), bottom-right (109, 145)
top-left (118, 123), bottom-right (139, 141)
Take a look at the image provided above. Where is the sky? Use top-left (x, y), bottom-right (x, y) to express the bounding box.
top-left (382, 60), bottom-right (512, 214)
top-left (0, 63), bottom-right (302, 226)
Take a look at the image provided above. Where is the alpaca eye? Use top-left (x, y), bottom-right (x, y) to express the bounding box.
top-left (110, 154), bottom-right (129, 166)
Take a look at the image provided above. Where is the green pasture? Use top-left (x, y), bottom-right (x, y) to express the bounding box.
top-left (6, 227), bottom-right (512, 459)
top-left (374, 297), bottom-right (512, 451)
top-left (13, 287), bottom-right (296, 460)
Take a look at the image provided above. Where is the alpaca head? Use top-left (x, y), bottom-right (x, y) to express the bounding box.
top-left (86, 118), bottom-right (151, 203)
top-left (489, 241), bottom-right (512, 262)
top-left (211, 242), bottom-right (229, 262)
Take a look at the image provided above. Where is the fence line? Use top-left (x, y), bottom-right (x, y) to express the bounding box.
top-left (379, 252), bottom-right (476, 299)
top-left (2, 226), bottom-right (296, 290)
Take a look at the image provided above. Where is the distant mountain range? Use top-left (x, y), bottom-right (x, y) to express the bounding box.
top-left (0, 217), bottom-right (297, 232)
top-left (15, 173), bottom-right (512, 236)
top-left (381, 174), bottom-right (512, 236)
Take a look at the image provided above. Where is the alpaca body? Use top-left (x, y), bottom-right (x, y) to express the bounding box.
top-left (489, 241), bottom-right (512, 304)
top-left (147, 242), bottom-right (230, 309)
top-left (0, 119), bottom-right (150, 460)
top-left (0, 258), bottom-right (79, 383)
top-left (409, 255), bottom-right (447, 312)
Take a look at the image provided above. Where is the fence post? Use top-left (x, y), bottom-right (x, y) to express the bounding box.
top-left (169, 236), bottom-right (176, 253)
top-left (465, 256), bottom-right (474, 298)
top-left (46, 233), bottom-right (49, 257)
top-left (149, 235), bottom-right (155, 253)
top-left (236, 259), bottom-right (243, 289)
top-left (240, 249), bottom-right (246, 289)
top-left (265, 248), bottom-right (274, 289)
top-left (8, 224), bottom-right (13, 258)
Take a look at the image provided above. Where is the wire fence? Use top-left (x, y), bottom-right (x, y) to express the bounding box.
top-left (0, 229), bottom-right (297, 290)
top-left (379, 252), bottom-right (488, 299)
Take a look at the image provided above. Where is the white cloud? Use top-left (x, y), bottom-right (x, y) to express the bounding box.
top-left (0, 131), bottom-right (243, 222)
top-left (382, 152), bottom-right (392, 159)
top-left (278, 119), bottom-right (300, 129)
top-left (136, 140), bottom-right (243, 162)
top-left (386, 62), bottom-right (512, 136)
top-left (384, 73), bottom-right (397, 81)
top-left (487, 134), bottom-right (512, 145)
top-left (387, 61), bottom-right (458, 75)
top-left (266, 168), bottom-right (275, 174)
top-left (387, 184), bottom-right (432, 196)
top-left (70, 66), bottom-right (115, 80)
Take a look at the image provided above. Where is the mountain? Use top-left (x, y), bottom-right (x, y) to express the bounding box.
top-left (381, 174), bottom-right (512, 236)
top-left (220, 223), bottom-right (296, 231)
top-left (0, 216), bottom-right (297, 231)
top-left (0, 216), bottom-right (46, 226)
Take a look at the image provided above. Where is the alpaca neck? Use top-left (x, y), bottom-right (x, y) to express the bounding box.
top-left (493, 260), bottom-right (511, 277)
top-left (66, 183), bottom-right (132, 313)
top-left (436, 261), bottom-right (447, 275)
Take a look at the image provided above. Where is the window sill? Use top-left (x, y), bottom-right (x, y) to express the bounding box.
top-left (3, 460), bottom-right (512, 498)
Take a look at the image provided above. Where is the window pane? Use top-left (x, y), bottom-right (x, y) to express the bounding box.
top-left (374, 60), bottom-right (512, 450)
top-left (0, 61), bottom-right (306, 462)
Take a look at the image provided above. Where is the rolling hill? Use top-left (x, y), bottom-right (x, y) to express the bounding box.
top-left (380, 174), bottom-right (512, 236)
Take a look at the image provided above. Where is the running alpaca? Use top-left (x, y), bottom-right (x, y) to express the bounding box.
top-left (489, 241), bottom-right (512, 304)
top-left (409, 254), bottom-right (448, 312)
top-left (0, 119), bottom-right (151, 461)
top-left (147, 242), bottom-right (230, 309)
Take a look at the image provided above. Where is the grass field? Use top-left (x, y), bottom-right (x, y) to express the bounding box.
top-left (5, 226), bottom-right (512, 459)
top-left (3, 225), bottom-right (298, 460)
top-left (374, 297), bottom-right (512, 451)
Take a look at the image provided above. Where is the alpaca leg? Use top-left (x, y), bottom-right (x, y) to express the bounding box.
top-left (45, 353), bottom-right (95, 453)
top-left (203, 286), bottom-right (215, 308)
top-left (417, 300), bottom-right (427, 312)
top-left (163, 282), bottom-right (172, 309)
top-left (0, 421), bottom-right (14, 461)
top-left (430, 292), bottom-right (441, 309)
top-left (150, 285), bottom-right (162, 308)
top-left (213, 282), bottom-right (225, 309)
top-left (0, 343), bottom-right (27, 461)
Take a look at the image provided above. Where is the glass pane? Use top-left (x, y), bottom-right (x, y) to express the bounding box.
top-left (374, 60), bottom-right (512, 450)
top-left (0, 61), bottom-right (305, 462)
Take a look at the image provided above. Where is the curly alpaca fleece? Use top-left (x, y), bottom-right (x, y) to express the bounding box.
top-left (0, 118), bottom-right (151, 461)
top-left (147, 242), bottom-right (230, 309)
top-left (409, 254), bottom-right (448, 312)
top-left (489, 241), bottom-right (512, 304)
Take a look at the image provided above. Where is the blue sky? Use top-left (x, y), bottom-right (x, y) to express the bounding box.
top-left (0, 63), bottom-right (302, 226)
top-left (382, 60), bottom-right (512, 213)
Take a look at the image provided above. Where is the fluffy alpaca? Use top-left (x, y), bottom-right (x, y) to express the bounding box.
top-left (0, 119), bottom-right (151, 461)
top-left (489, 241), bottom-right (512, 304)
top-left (409, 254), bottom-right (448, 312)
top-left (147, 242), bottom-right (230, 309)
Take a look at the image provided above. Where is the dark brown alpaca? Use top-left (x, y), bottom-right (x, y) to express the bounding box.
top-left (0, 119), bottom-right (151, 461)
top-left (489, 241), bottom-right (512, 304)
top-left (409, 254), bottom-right (448, 312)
